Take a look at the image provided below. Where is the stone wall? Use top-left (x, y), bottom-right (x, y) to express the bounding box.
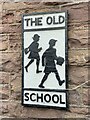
top-left (0, 1), bottom-right (90, 119)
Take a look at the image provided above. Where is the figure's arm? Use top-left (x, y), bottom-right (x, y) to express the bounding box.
top-left (28, 44), bottom-right (32, 51)
top-left (53, 49), bottom-right (58, 60)
top-left (28, 43), bottom-right (40, 52)
top-left (42, 52), bottom-right (46, 66)
top-left (30, 43), bottom-right (42, 52)
top-left (24, 45), bottom-right (30, 54)
top-left (38, 47), bottom-right (42, 52)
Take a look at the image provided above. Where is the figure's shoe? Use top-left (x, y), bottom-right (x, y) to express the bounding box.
top-left (25, 66), bottom-right (28, 72)
top-left (36, 70), bottom-right (42, 73)
top-left (59, 80), bottom-right (65, 86)
top-left (38, 84), bottom-right (45, 88)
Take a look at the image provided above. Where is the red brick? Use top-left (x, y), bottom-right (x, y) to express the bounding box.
top-left (62, 3), bottom-right (88, 22)
top-left (0, 72), bottom-right (10, 84)
top-left (0, 84), bottom-right (9, 100)
top-left (69, 66), bottom-right (88, 85)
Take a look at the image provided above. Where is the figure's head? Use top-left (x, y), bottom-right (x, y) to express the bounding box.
top-left (49, 39), bottom-right (57, 47)
top-left (32, 34), bottom-right (40, 41)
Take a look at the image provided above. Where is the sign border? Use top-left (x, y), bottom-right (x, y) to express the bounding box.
top-left (22, 11), bottom-right (68, 110)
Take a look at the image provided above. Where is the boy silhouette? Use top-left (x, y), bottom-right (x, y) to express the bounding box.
top-left (25, 34), bottom-right (42, 73)
top-left (39, 39), bottom-right (65, 88)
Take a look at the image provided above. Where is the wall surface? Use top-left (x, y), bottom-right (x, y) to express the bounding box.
top-left (0, 0), bottom-right (90, 119)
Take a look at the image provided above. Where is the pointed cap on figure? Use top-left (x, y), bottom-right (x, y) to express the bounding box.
top-left (49, 39), bottom-right (57, 45)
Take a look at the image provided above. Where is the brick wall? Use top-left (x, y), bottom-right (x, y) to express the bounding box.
top-left (0, 1), bottom-right (90, 119)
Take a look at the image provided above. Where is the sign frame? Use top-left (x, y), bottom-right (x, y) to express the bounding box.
top-left (22, 11), bottom-right (68, 109)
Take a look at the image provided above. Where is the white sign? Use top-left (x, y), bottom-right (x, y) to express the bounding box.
top-left (22, 12), bottom-right (68, 109)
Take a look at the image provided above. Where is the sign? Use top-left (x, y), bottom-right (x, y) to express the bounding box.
top-left (22, 11), bottom-right (68, 109)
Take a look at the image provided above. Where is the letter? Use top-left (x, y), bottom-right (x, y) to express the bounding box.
top-left (53, 16), bottom-right (58, 25)
top-left (38, 17), bottom-right (43, 26)
top-left (24, 93), bottom-right (29, 101)
top-left (46, 16), bottom-right (52, 25)
top-left (25, 18), bottom-right (30, 26)
top-left (30, 18), bottom-right (37, 26)
top-left (59, 16), bottom-right (65, 24)
top-left (52, 94), bottom-right (59, 103)
top-left (37, 93), bottom-right (43, 102)
top-left (44, 94), bottom-right (51, 103)
top-left (60, 95), bottom-right (65, 104)
top-left (30, 93), bottom-right (36, 101)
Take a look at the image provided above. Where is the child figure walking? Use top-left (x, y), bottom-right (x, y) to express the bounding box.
top-left (25, 34), bottom-right (42, 73)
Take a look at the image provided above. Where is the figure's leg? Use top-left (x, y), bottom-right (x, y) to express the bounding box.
top-left (55, 71), bottom-right (65, 86)
top-left (39, 73), bottom-right (49, 88)
top-left (25, 59), bottom-right (34, 72)
top-left (36, 58), bottom-right (42, 73)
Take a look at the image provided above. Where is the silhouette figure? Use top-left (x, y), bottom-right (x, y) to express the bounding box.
top-left (39, 39), bottom-right (65, 88)
top-left (25, 34), bottom-right (42, 73)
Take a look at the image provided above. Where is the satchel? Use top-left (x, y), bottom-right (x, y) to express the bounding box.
top-left (56, 56), bottom-right (64, 66)
top-left (24, 47), bottom-right (29, 54)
